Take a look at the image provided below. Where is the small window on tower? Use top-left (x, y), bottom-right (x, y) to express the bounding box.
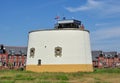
top-left (30, 48), bottom-right (35, 58)
top-left (38, 59), bottom-right (41, 65)
top-left (55, 46), bottom-right (62, 57)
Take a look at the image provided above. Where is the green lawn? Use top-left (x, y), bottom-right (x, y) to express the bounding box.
top-left (0, 68), bottom-right (120, 83)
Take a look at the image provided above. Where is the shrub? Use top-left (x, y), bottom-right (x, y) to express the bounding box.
top-left (55, 74), bottom-right (69, 80)
top-left (37, 81), bottom-right (51, 83)
top-left (0, 80), bottom-right (15, 83)
top-left (0, 76), bottom-right (13, 80)
top-left (15, 74), bottom-right (35, 80)
top-left (94, 68), bottom-right (120, 73)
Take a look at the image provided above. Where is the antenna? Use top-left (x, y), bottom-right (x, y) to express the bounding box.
top-left (62, 13), bottom-right (67, 20)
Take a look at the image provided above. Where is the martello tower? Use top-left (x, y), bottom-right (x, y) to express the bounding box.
top-left (26, 19), bottom-right (93, 72)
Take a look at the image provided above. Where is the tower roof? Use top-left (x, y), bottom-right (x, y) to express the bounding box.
top-left (58, 19), bottom-right (81, 24)
top-left (55, 19), bottom-right (82, 29)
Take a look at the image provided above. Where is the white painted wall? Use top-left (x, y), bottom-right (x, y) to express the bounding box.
top-left (26, 30), bottom-right (92, 65)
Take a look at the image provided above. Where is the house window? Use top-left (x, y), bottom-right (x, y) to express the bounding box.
top-left (3, 56), bottom-right (6, 60)
top-left (24, 56), bottom-right (26, 59)
top-left (13, 62), bottom-right (16, 66)
top-left (19, 50), bottom-right (24, 55)
top-left (55, 46), bottom-right (62, 57)
top-left (30, 48), bottom-right (35, 58)
top-left (0, 57), bottom-right (1, 62)
top-left (14, 56), bottom-right (17, 61)
top-left (3, 62), bottom-right (6, 66)
top-left (9, 50), bottom-right (15, 55)
top-left (19, 56), bottom-right (22, 61)
top-left (9, 56), bottom-right (11, 59)
top-left (0, 62), bottom-right (2, 66)
top-left (18, 62), bottom-right (22, 66)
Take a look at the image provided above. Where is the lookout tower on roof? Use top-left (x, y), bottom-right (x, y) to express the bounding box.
top-left (55, 19), bottom-right (81, 29)
top-left (55, 19), bottom-right (85, 30)
top-left (26, 18), bottom-right (93, 72)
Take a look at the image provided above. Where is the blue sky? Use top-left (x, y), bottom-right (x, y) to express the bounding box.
top-left (0, 0), bottom-right (120, 52)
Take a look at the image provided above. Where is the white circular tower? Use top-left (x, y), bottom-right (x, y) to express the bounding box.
top-left (26, 19), bottom-right (93, 72)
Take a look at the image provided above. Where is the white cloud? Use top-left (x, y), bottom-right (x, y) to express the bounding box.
top-left (66, 0), bottom-right (102, 12)
top-left (95, 23), bottom-right (109, 26)
top-left (91, 26), bottom-right (120, 40)
top-left (65, 0), bottom-right (120, 16)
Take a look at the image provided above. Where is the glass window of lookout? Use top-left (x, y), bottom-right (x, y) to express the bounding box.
top-left (55, 19), bottom-right (81, 29)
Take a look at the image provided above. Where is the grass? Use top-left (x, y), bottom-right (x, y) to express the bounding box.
top-left (0, 68), bottom-right (120, 83)
top-left (94, 68), bottom-right (120, 73)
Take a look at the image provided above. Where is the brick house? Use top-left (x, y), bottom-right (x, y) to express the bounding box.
top-left (92, 51), bottom-right (120, 68)
top-left (0, 45), bottom-right (27, 70)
